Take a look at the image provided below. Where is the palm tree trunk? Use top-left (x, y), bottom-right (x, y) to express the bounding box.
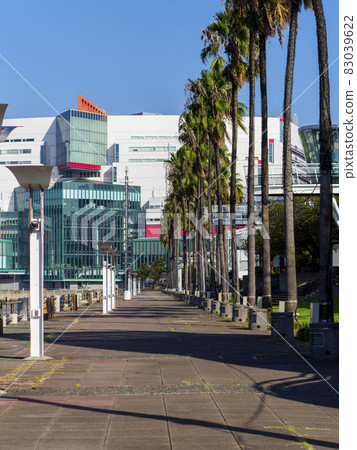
top-left (182, 198), bottom-right (189, 295)
top-left (259, 33), bottom-right (272, 309)
top-left (200, 179), bottom-right (209, 294)
top-left (248, 28), bottom-right (256, 307)
top-left (193, 215), bottom-right (198, 295)
top-left (188, 201), bottom-right (192, 293)
top-left (214, 138), bottom-right (229, 302)
top-left (208, 139), bottom-right (216, 297)
top-left (283, 0), bottom-right (299, 314)
top-left (175, 227), bottom-right (179, 290)
top-left (196, 179), bottom-right (203, 295)
top-left (312, 0), bottom-right (334, 322)
top-left (230, 80), bottom-right (239, 302)
top-left (203, 235), bottom-right (209, 293)
top-left (167, 225), bottom-right (174, 289)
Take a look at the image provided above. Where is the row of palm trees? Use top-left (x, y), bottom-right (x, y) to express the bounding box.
top-left (161, 0), bottom-right (334, 321)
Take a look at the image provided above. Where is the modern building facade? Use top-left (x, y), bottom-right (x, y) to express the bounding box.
top-left (9, 180), bottom-right (141, 289)
top-left (1, 96), bottom-right (336, 286)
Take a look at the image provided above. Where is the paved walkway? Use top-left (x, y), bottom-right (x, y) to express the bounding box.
top-left (0, 291), bottom-right (338, 449)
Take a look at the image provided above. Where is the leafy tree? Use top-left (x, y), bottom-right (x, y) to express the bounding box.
top-left (240, 197), bottom-right (338, 271)
top-left (149, 258), bottom-right (166, 284)
top-left (137, 263), bottom-right (151, 282)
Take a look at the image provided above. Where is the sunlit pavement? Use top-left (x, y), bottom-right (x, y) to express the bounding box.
top-left (0, 290), bottom-right (338, 449)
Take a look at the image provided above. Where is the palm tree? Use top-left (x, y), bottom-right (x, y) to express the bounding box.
top-left (162, 194), bottom-right (179, 291)
top-left (258, 0), bottom-right (289, 308)
top-left (167, 147), bottom-right (192, 296)
top-left (283, 0), bottom-right (312, 314)
top-left (199, 60), bottom-right (232, 301)
top-left (202, 5), bottom-right (249, 302)
top-left (311, 0), bottom-right (334, 322)
top-left (245, 1), bottom-right (260, 309)
top-left (179, 105), bottom-right (208, 296)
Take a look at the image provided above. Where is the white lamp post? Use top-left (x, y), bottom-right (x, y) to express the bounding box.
top-left (6, 165), bottom-right (54, 360)
top-left (133, 273), bottom-right (137, 296)
top-left (98, 242), bottom-right (113, 314)
top-left (109, 249), bottom-right (119, 309)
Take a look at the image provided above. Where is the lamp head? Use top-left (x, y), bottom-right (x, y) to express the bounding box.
top-left (6, 165), bottom-right (54, 190)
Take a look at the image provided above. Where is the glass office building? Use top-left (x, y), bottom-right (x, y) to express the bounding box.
top-left (56, 110), bottom-right (108, 172)
top-left (14, 180), bottom-right (141, 288)
top-left (299, 125), bottom-right (339, 164)
top-left (132, 238), bottom-right (167, 270)
top-left (0, 211), bottom-right (20, 271)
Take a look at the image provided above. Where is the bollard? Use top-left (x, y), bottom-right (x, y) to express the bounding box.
top-left (248, 308), bottom-right (269, 331)
top-left (203, 298), bottom-right (212, 312)
top-left (18, 298), bottom-right (29, 321)
top-left (309, 322), bottom-right (339, 359)
top-left (50, 297), bottom-right (54, 319)
top-left (73, 294), bottom-right (78, 312)
top-left (9, 313), bottom-right (18, 324)
top-left (197, 297), bottom-right (204, 309)
top-left (53, 295), bottom-right (60, 313)
top-left (220, 302), bottom-right (233, 319)
top-left (43, 297), bottom-right (48, 321)
top-left (279, 301), bottom-right (286, 312)
top-left (271, 312), bottom-right (294, 339)
top-left (211, 300), bottom-right (220, 315)
top-left (232, 305), bottom-right (249, 323)
top-left (89, 292), bottom-right (93, 306)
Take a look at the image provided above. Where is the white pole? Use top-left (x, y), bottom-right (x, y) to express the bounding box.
top-left (103, 261), bottom-right (108, 314)
top-left (133, 276), bottom-right (137, 296)
top-left (178, 268), bottom-right (182, 293)
top-left (111, 266), bottom-right (116, 309)
top-left (112, 266), bottom-right (116, 309)
top-left (129, 274), bottom-right (132, 296)
top-left (138, 279), bottom-right (141, 294)
top-left (107, 263), bottom-right (112, 312)
top-left (29, 189), bottom-right (44, 358)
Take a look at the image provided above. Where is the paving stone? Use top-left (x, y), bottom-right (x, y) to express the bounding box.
top-left (0, 291), bottom-right (338, 449)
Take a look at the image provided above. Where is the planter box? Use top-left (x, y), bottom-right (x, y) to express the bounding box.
top-left (232, 305), bottom-right (248, 323)
top-left (271, 312), bottom-right (294, 339)
top-left (309, 322), bottom-right (339, 359)
top-left (248, 308), bottom-right (269, 331)
top-left (197, 297), bottom-right (204, 309)
top-left (203, 298), bottom-right (212, 312)
top-left (211, 300), bottom-right (220, 315)
top-left (220, 302), bottom-right (233, 319)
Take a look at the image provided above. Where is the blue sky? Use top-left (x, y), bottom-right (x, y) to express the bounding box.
top-left (0, 0), bottom-right (338, 127)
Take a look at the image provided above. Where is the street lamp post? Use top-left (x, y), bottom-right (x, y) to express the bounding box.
top-left (6, 165), bottom-right (54, 360)
top-left (98, 242), bottom-right (113, 315)
top-left (110, 249), bottom-right (120, 309)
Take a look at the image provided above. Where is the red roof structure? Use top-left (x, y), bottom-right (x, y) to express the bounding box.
top-left (77, 95), bottom-right (109, 115)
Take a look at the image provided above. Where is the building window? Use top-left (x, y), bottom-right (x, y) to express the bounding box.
top-left (268, 140), bottom-right (274, 163)
top-left (280, 118), bottom-right (284, 142)
top-left (115, 144), bottom-right (119, 162)
top-left (40, 146), bottom-right (45, 164)
top-left (113, 167), bottom-right (117, 183)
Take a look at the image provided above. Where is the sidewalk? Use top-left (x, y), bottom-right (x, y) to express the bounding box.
top-left (0, 291), bottom-right (338, 449)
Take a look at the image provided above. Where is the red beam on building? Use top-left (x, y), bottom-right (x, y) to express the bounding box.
top-left (77, 95), bottom-right (109, 116)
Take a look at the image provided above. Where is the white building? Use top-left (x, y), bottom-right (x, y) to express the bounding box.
top-left (0, 101), bottom-right (305, 213)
